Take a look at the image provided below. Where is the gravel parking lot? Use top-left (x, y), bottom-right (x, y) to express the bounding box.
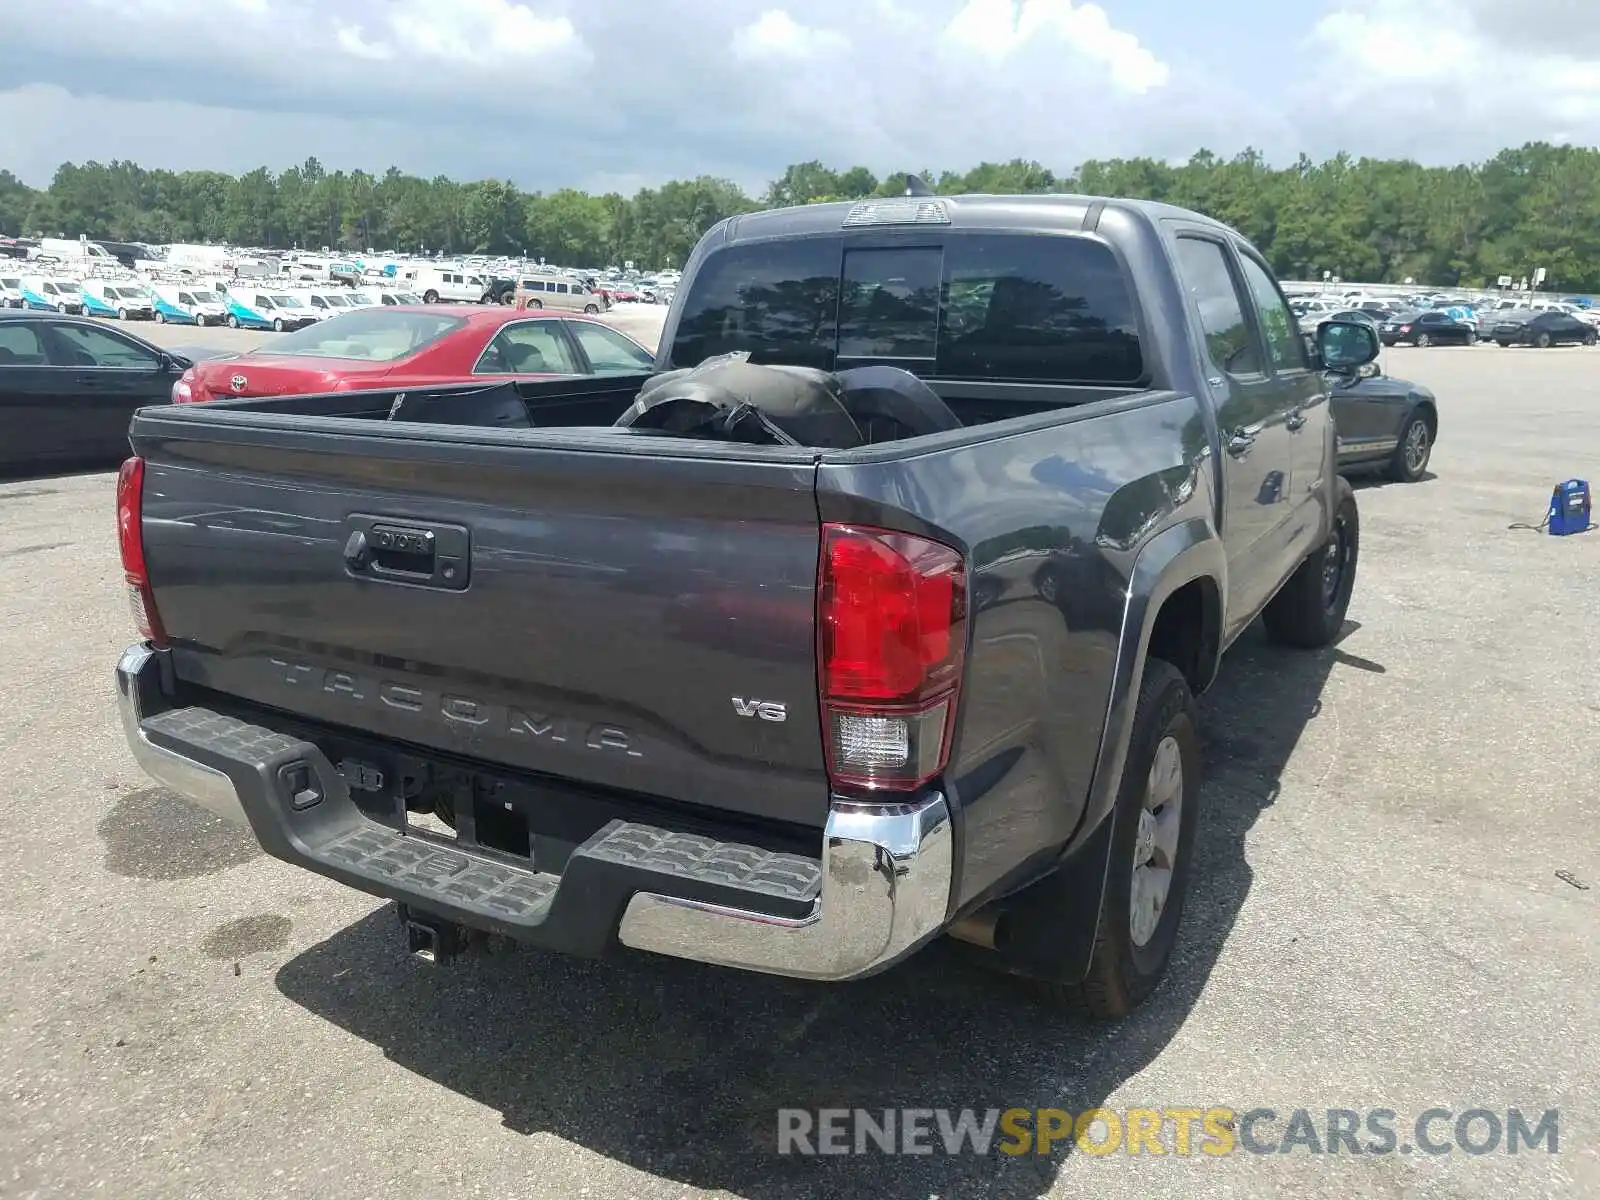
top-left (2, 344), bottom-right (1596, 1199)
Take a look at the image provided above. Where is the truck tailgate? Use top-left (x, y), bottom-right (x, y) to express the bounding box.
top-left (132, 420), bottom-right (830, 827)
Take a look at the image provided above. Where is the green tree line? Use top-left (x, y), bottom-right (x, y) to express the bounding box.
top-left (2, 142), bottom-right (1597, 288)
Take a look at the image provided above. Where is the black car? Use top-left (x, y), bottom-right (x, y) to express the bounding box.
top-left (479, 276), bottom-right (517, 305)
top-left (1327, 308), bottom-right (1384, 328)
top-left (1491, 310), bottom-right (1598, 348)
top-left (1328, 362), bottom-right (1438, 483)
top-left (1378, 310), bottom-right (1476, 346)
top-left (0, 312), bottom-right (193, 471)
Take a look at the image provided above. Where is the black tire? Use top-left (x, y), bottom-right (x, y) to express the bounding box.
top-left (1032, 659), bottom-right (1200, 1019)
top-left (1387, 411), bottom-right (1433, 483)
top-left (423, 290), bottom-right (439, 303)
top-left (1464, 330), bottom-right (1476, 345)
top-left (1536, 331), bottom-right (1552, 348)
top-left (272, 317), bottom-right (285, 333)
top-left (155, 312), bottom-right (166, 324)
top-left (528, 298), bottom-right (543, 310)
top-left (1262, 476), bottom-right (1359, 648)
top-left (227, 315), bottom-right (240, 329)
top-left (1415, 332), bottom-right (1430, 347)
top-left (584, 304), bottom-right (599, 314)
top-left (1585, 331), bottom-right (1597, 347)
top-left (116, 308), bottom-right (128, 321)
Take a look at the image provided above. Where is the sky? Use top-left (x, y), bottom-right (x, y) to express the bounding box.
top-left (2, 0), bottom-right (1599, 195)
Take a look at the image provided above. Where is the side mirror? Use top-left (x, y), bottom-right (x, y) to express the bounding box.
top-left (1317, 319), bottom-right (1380, 372)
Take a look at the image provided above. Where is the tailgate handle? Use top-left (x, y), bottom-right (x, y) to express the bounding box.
top-left (343, 515), bottom-right (470, 590)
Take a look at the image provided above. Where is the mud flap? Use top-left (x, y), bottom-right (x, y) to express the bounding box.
top-left (986, 807), bottom-right (1118, 984)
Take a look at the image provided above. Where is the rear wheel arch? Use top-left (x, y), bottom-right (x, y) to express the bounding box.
top-left (1147, 574), bottom-right (1224, 696)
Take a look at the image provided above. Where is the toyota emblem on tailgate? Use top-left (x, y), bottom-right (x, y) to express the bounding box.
top-left (230, 375), bottom-right (248, 392)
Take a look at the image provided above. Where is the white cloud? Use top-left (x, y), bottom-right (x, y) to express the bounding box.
top-left (6, 0), bottom-right (1595, 198)
top-left (943, 0), bottom-right (1168, 93)
top-left (731, 10), bottom-right (849, 60)
top-left (1305, 0), bottom-right (1600, 155)
top-left (379, 0), bottom-right (584, 65)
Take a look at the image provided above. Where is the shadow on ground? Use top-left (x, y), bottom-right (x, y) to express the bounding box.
top-left (1348, 468), bottom-right (1438, 490)
top-left (276, 622), bottom-right (1372, 1198)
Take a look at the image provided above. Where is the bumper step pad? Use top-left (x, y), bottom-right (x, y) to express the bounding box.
top-left (322, 826), bottom-right (560, 922)
top-left (582, 824), bottom-right (821, 905)
top-left (135, 701), bottom-right (823, 938)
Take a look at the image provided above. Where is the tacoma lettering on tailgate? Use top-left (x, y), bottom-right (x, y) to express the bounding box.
top-left (268, 656), bottom-right (643, 757)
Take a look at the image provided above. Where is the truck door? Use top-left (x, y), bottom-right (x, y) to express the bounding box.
top-left (1233, 249), bottom-right (1334, 580)
top-left (1170, 233), bottom-right (1297, 633)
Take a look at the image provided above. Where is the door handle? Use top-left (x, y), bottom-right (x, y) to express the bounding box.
top-left (1227, 429), bottom-right (1256, 457)
top-left (1285, 412), bottom-right (1307, 431)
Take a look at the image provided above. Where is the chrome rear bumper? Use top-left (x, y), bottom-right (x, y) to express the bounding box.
top-left (618, 797), bottom-right (952, 980)
top-left (114, 642), bottom-right (954, 981)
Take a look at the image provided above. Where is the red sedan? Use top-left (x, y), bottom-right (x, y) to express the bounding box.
top-left (172, 306), bottom-right (656, 404)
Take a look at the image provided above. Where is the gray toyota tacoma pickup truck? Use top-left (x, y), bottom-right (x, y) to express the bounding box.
top-left (114, 194), bottom-right (1378, 1017)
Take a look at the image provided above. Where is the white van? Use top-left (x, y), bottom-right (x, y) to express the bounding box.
top-left (19, 276), bottom-right (85, 314)
top-left (406, 266), bottom-right (487, 304)
top-left (0, 275), bottom-right (25, 307)
top-left (81, 280), bottom-right (154, 320)
top-left (222, 289), bottom-right (317, 331)
top-left (369, 289), bottom-right (424, 307)
top-left (151, 284), bottom-right (230, 326)
top-left (300, 289), bottom-right (361, 320)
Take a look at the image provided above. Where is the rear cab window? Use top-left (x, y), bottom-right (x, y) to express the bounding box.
top-left (669, 233), bottom-right (1144, 385)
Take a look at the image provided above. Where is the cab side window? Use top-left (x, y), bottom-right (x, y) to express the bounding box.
top-left (1235, 253), bottom-right (1307, 372)
top-left (1174, 237), bottom-right (1261, 376)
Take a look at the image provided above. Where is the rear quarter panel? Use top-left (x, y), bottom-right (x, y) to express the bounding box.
top-left (817, 392), bottom-right (1221, 909)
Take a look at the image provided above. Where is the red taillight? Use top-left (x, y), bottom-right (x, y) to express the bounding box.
top-left (117, 457), bottom-right (168, 648)
top-left (1399, 324), bottom-right (1412, 333)
top-left (818, 524), bottom-right (966, 792)
top-left (171, 369), bottom-right (195, 403)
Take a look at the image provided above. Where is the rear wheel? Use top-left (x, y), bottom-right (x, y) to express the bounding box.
top-left (528, 298), bottom-right (543, 310)
top-left (584, 304), bottom-right (599, 314)
top-left (1464, 330), bottom-right (1476, 345)
top-left (1415, 332), bottom-right (1431, 347)
top-left (1585, 331), bottom-right (1597, 347)
top-left (1262, 476), bottom-right (1359, 648)
top-left (1387, 411), bottom-right (1433, 482)
top-left (1537, 331), bottom-right (1552, 348)
top-left (155, 312), bottom-right (167, 324)
top-left (1031, 659), bottom-right (1200, 1019)
top-left (227, 314), bottom-right (240, 329)
top-left (501, 291), bottom-right (515, 305)
top-left (423, 290), bottom-right (439, 304)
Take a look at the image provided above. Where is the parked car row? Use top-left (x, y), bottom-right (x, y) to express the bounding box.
top-left (1293, 292), bottom-right (1600, 349)
top-left (0, 306), bottom-right (657, 470)
top-left (0, 272), bottom-right (427, 329)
